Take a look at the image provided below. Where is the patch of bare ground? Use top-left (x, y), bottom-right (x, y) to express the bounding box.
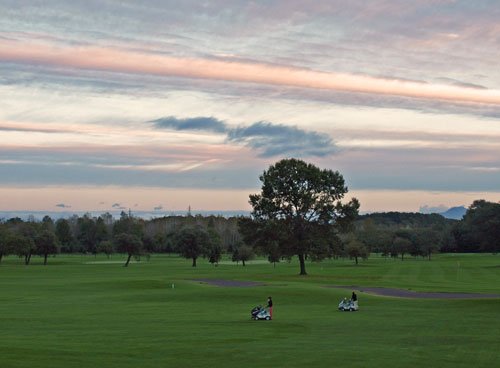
top-left (193, 279), bottom-right (265, 287)
top-left (330, 285), bottom-right (500, 299)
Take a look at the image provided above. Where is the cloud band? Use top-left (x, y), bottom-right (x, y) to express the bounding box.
top-left (2, 39), bottom-right (500, 105)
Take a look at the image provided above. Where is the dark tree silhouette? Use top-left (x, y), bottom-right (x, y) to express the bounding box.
top-left (240, 158), bottom-right (359, 275)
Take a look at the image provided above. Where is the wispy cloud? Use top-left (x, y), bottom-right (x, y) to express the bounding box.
top-left (0, 124), bottom-right (71, 134)
top-left (2, 39), bottom-right (500, 105)
top-left (435, 77), bottom-right (488, 90)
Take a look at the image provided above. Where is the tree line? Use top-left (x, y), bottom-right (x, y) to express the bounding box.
top-left (0, 201), bottom-right (497, 269)
top-left (0, 211), bottom-right (247, 267)
top-left (351, 199), bottom-right (499, 260)
top-left (1, 159), bottom-right (498, 272)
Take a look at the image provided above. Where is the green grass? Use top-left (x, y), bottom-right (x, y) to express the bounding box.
top-left (0, 253), bottom-right (499, 368)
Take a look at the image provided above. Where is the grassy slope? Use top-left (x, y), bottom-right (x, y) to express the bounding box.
top-left (0, 254), bottom-right (499, 368)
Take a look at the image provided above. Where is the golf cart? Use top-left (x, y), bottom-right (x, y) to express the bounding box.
top-left (338, 298), bottom-right (359, 312)
top-left (251, 305), bottom-right (271, 320)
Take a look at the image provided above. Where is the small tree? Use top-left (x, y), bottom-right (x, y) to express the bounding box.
top-left (393, 237), bottom-right (412, 261)
top-left (115, 233), bottom-right (143, 267)
top-left (414, 228), bottom-right (442, 260)
top-left (8, 234), bottom-right (35, 265)
top-left (267, 241), bottom-right (281, 268)
top-left (205, 242), bottom-right (223, 266)
top-left (97, 240), bottom-right (115, 259)
top-left (204, 228), bottom-right (223, 266)
top-left (175, 227), bottom-right (210, 267)
top-left (35, 230), bottom-right (59, 265)
top-left (346, 238), bottom-right (369, 265)
top-left (232, 243), bottom-right (254, 266)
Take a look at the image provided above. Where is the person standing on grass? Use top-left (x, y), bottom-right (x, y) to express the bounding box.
top-left (351, 291), bottom-right (357, 302)
top-left (351, 291), bottom-right (358, 308)
top-left (267, 296), bottom-right (273, 319)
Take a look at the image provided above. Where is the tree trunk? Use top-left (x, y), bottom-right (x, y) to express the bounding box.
top-left (0, 253), bottom-right (3, 264)
top-left (124, 253), bottom-right (132, 267)
top-left (428, 252), bottom-right (431, 261)
top-left (242, 259), bottom-right (246, 266)
top-left (355, 256), bottom-right (358, 265)
top-left (298, 253), bottom-right (307, 275)
top-left (44, 253), bottom-right (48, 265)
top-left (192, 257), bottom-right (197, 267)
top-left (401, 253), bottom-right (404, 261)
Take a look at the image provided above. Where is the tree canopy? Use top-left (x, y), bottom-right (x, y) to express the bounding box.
top-left (240, 158), bottom-right (359, 275)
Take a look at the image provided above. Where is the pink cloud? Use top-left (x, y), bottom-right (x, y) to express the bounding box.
top-left (1, 39), bottom-right (500, 105)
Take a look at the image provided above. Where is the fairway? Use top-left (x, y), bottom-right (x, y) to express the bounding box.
top-left (1, 254), bottom-right (499, 368)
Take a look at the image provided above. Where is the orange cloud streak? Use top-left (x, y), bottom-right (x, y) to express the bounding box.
top-left (2, 39), bottom-right (500, 105)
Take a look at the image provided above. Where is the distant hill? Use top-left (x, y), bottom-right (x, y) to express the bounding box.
top-left (439, 206), bottom-right (467, 220)
top-left (357, 211), bottom-right (454, 227)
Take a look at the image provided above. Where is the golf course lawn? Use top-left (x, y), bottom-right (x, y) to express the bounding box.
top-left (0, 253), bottom-right (499, 368)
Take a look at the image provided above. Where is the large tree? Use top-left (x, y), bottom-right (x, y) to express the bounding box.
top-left (240, 158), bottom-right (359, 275)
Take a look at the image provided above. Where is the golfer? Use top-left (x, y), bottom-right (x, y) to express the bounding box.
top-left (267, 296), bottom-right (273, 319)
top-left (351, 291), bottom-right (358, 309)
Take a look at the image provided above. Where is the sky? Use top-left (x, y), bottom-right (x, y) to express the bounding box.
top-left (1, 0), bottom-right (499, 215)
